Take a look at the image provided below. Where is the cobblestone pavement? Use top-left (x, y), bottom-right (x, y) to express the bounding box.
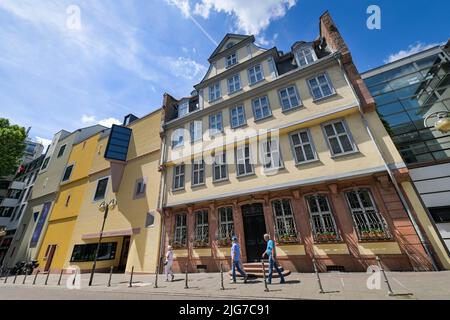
top-left (1, 271), bottom-right (450, 300)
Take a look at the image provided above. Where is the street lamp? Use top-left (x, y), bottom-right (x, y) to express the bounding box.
top-left (424, 112), bottom-right (450, 133)
top-left (88, 198), bottom-right (117, 286)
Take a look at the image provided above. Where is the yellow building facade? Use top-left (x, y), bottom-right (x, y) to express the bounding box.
top-left (36, 130), bottom-right (105, 272)
top-left (64, 111), bottom-right (163, 274)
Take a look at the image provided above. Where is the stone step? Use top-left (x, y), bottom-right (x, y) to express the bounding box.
top-left (228, 262), bottom-right (291, 279)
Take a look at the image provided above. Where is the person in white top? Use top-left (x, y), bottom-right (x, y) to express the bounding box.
top-left (165, 245), bottom-right (174, 282)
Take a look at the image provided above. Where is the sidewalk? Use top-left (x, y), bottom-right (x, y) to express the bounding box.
top-left (1, 270), bottom-right (450, 300)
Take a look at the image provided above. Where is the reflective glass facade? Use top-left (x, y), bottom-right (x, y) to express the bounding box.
top-left (364, 50), bottom-right (450, 166)
top-left (104, 125), bottom-right (132, 162)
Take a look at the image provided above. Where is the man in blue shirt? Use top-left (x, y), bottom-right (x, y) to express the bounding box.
top-left (231, 236), bottom-right (248, 283)
top-left (262, 233), bottom-right (285, 284)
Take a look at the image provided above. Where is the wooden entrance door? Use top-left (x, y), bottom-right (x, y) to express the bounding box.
top-left (118, 236), bottom-right (130, 271)
top-left (44, 245), bottom-right (56, 272)
top-left (242, 203), bottom-right (267, 262)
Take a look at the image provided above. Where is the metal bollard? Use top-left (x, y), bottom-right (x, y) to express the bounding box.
top-left (22, 272), bottom-right (28, 285)
top-left (57, 269), bottom-right (64, 286)
top-left (128, 266), bottom-right (134, 288)
top-left (154, 264), bottom-right (159, 289)
top-left (107, 266), bottom-right (113, 287)
top-left (4, 270), bottom-right (9, 284)
top-left (261, 260), bottom-right (269, 292)
top-left (376, 256), bottom-right (393, 295)
top-left (45, 271), bottom-right (50, 286)
top-left (72, 269), bottom-right (77, 286)
top-left (220, 263), bottom-right (225, 290)
top-left (312, 258), bottom-right (325, 294)
top-left (13, 270), bottom-right (19, 284)
top-left (33, 270), bottom-right (40, 285)
top-left (184, 263), bottom-right (189, 289)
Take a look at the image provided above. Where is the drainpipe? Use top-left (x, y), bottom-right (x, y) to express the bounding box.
top-left (156, 132), bottom-right (168, 272)
top-left (337, 56), bottom-right (439, 271)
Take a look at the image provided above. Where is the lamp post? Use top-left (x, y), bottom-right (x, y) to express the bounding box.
top-left (88, 199), bottom-right (117, 287)
top-left (424, 112), bottom-right (450, 133)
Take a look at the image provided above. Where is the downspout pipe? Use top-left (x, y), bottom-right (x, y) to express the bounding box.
top-left (156, 132), bottom-right (167, 273)
top-left (337, 56), bottom-right (439, 271)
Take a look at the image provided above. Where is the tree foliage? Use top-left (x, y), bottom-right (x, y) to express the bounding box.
top-left (0, 118), bottom-right (26, 177)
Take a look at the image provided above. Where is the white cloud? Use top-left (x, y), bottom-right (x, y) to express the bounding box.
top-left (98, 117), bottom-right (122, 128)
top-left (81, 114), bottom-right (96, 123)
top-left (384, 42), bottom-right (441, 63)
top-left (193, 0), bottom-right (297, 35)
top-left (35, 136), bottom-right (52, 151)
top-left (168, 57), bottom-right (207, 80)
top-left (80, 115), bottom-right (121, 128)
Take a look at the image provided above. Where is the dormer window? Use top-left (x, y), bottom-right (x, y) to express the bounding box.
top-left (295, 46), bottom-right (317, 67)
top-left (226, 52), bottom-right (237, 68)
top-left (178, 100), bottom-right (189, 118)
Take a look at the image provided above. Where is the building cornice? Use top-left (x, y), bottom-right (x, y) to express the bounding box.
top-left (164, 162), bottom-right (406, 207)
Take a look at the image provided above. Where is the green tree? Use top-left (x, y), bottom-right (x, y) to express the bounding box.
top-left (0, 118), bottom-right (26, 177)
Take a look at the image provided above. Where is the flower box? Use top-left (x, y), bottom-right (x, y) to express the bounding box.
top-left (276, 234), bottom-right (299, 244)
top-left (316, 232), bottom-right (339, 242)
top-left (360, 229), bottom-right (389, 240)
top-left (217, 238), bottom-right (232, 247)
top-left (193, 240), bottom-right (210, 248)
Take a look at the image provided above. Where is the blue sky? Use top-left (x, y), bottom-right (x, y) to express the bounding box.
top-left (0, 0), bottom-right (448, 150)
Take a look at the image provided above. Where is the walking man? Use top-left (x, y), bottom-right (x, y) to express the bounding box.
top-left (231, 236), bottom-right (248, 283)
top-left (165, 245), bottom-right (174, 282)
top-left (262, 234), bottom-right (285, 284)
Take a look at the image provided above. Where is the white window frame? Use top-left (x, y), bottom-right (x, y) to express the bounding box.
top-left (213, 151), bottom-right (228, 182)
top-left (295, 46), bottom-right (317, 67)
top-left (248, 64), bottom-right (264, 85)
top-left (189, 120), bottom-right (203, 143)
top-left (171, 128), bottom-right (185, 149)
top-left (306, 194), bottom-right (340, 242)
top-left (289, 129), bottom-right (318, 164)
top-left (209, 82), bottom-right (221, 102)
top-left (178, 100), bottom-right (189, 118)
top-left (194, 210), bottom-right (209, 244)
top-left (345, 189), bottom-right (391, 240)
top-left (173, 213), bottom-right (187, 246)
top-left (235, 144), bottom-right (254, 177)
top-left (226, 52), bottom-right (238, 67)
top-left (230, 105), bottom-right (246, 128)
top-left (260, 137), bottom-right (283, 171)
top-left (272, 199), bottom-right (298, 241)
top-left (227, 74), bottom-right (241, 94)
top-left (218, 206), bottom-right (234, 241)
top-left (322, 120), bottom-right (357, 157)
top-left (191, 158), bottom-right (205, 186)
top-left (173, 164), bottom-right (185, 190)
top-left (252, 96), bottom-right (272, 121)
top-left (307, 73), bottom-right (335, 101)
top-left (278, 85), bottom-right (302, 111)
top-left (209, 112), bottom-right (223, 135)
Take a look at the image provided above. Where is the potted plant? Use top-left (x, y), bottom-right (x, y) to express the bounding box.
top-left (193, 239), bottom-right (209, 248)
top-left (217, 238), bottom-right (232, 247)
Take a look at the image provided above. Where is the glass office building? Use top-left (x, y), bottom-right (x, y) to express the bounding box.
top-left (362, 42), bottom-right (450, 253)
